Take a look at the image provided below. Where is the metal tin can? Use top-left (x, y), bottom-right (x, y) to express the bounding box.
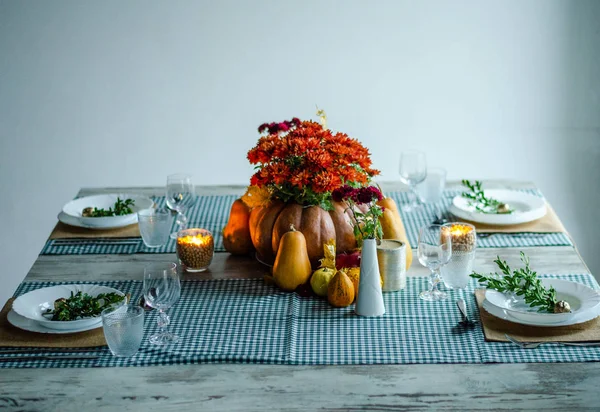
top-left (376, 239), bottom-right (407, 292)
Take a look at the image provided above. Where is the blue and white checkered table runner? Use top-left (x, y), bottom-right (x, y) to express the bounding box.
top-left (41, 189), bottom-right (572, 255)
top-left (3, 274), bottom-right (598, 368)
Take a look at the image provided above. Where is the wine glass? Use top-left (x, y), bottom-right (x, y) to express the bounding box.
top-left (399, 151), bottom-right (427, 212)
top-left (143, 262), bottom-right (181, 345)
top-left (417, 224), bottom-right (452, 301)
top-left (166, 174), bottom-right (196, 239)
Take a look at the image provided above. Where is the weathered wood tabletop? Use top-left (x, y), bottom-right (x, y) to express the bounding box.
top-left (1, 181), bottom-right (598, 412)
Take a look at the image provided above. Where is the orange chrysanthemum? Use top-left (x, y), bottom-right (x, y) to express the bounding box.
top-left (246, 118), bottom-right (379, 209)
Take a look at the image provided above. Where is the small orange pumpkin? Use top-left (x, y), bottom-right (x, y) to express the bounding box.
top-left (222, 199), bottom-right (255, 255)
top-left (327, 270), bottom-right (355, 308)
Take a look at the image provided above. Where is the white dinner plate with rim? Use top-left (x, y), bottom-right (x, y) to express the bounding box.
top-left (484, 279), bottom-right (600, 325)
top-left (449, 190), bottom-right (547, 225)
top-left (12, 284), bottom-right (125, 330)
top-left (62, 194), bottom-right (154, 229)
top-left (7, 309), bottom-right (103, 334)
top-left (482, 297), bottom-right (600, 327)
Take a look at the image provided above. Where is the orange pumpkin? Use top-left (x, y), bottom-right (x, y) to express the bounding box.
top-left (249, 202), bottom-right (362, 268)
top-left (222, 199), bottom-right (255, 255)
top-left (327, 270), bottom-right (355, 307)
top-left (377, 197), bottom-right (413, 270)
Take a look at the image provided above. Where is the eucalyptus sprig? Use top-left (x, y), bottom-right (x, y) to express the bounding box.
top-left (461, 180), bottom-right (512, 214)
top-left (470, 252), bottom-right (570, 313)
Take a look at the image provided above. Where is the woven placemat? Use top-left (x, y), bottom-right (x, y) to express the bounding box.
top-left (49, 222), bottom-right (140, 239)
top-left (0, 298), bottom-right (107, 348)
top-left (475, 289), bottom-right (600, 342)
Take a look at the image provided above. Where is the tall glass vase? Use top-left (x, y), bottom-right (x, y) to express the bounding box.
top-left (355, 239), bottom-right (386, 317)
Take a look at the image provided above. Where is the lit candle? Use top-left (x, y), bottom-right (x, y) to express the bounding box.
top-left (445, 223), bottom-right (476, 253)
top-left (176, 229), bottom-right (214, 272)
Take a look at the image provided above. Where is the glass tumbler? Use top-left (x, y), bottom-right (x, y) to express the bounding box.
top-left (102, 304), bottom-right (144, 357)
top-left (441, 223), bottom-right (477, 290)
top-left (138, 208), bottom-right (173, 248)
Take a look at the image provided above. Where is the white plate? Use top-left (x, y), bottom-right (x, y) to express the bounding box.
top-left (7, 309), bottom-right (102, 334)
top-left (482, 297), bottom-right (600, 327)
top-left (62, 194), bottom-right (154, 229)
top-left (450, 190), bottom-right (547, 225)
top-left (12, 284), bottom-right (125, 330)
top-left (484, 279), bottom-right (600, 325)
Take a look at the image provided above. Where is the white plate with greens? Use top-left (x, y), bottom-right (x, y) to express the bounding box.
top-left (484, 279), bottom-right (600, 325)
top-left (450, 190), bottom-right (547, 225)
top-left (482, 298), bottom-right (600, 327)
top-left (12, 284), bottom-right (126, 330)
top-left (62, 194), bottom-right (154, 229)
top-left (7, 309), bottom-right (103, 334)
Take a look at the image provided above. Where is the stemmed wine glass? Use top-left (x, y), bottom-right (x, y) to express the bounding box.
top-left (417, 224), bottom-right (452, 301)
top-left (166, 174), bottom-right (196, 239)
top-left (143, 262), bottom-right (181, 345)
top-left (399, 151), bottom-right (427, 212)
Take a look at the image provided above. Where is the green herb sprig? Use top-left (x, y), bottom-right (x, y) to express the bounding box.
top-left (43, 291), bottom-right (126, 321)
top-left (470, 252), bottom-right (568, 313)
top-left (89, 197), bottom-right (135, 217)
top-left (461, 180), bottom-right (512, 214)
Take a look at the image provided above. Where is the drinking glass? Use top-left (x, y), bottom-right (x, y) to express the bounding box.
top-left (417, 168), bottom-right (447, 223)
top-left (166, 174), bottom-right (196, 239)
top-left (143, 262), bottom-right (181, 345)
top-left (441, 222), bottom-right (477, 290)
top-left (102, 304), bottom-right (144, 357)
top-left (417, 224), bottom-right (452, 301)
top-left (399, 151), bottom-right (427, 212)
top-left (137, 208), bottom-right (173, 248)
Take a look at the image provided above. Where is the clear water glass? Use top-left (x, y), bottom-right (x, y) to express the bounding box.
top-left (417, 224), bottom-right (452, 301)
top-left (166, 174), bottom-right (196, 239)
top-left (138, 208), bottom-right (173, 248)
top-left (417, 168), bottom-right (447, 222)
top-left (442, 250), bottom-right (476, 289)
top-left (143, 262), bottom-right (181, 345)
top-left (399, 151), bottom-right (427, 212)
top-left (102, 304), bottom-right (144, 357)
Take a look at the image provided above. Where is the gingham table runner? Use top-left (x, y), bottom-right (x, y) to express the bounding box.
top-left (41, 189), bottom-right (572, 255)
top-left (2, 274), bottom-right (598, 368)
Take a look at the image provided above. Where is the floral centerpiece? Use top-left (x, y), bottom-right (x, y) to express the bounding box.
top-left (245, 118), bottom-right (380, 210)
top-left (222, 113), bottom-right (412, 273)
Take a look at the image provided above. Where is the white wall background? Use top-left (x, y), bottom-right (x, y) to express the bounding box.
top-left (1, 0), bottom-right (599, 306)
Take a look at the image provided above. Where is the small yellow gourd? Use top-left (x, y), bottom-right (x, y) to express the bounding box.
top-left (272, 225), bottom-right (312, 291)
top-left (377, 196), bottom-right (413, 270)
top-left (327, 270), bottom-right (355, 307)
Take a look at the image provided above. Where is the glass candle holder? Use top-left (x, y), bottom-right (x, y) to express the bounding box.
top-left (176, 228), bottom-right (214, 272)
top-left (441, 223), bottom-right (477, 290)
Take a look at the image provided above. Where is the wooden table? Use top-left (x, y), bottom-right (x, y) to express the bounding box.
top-left (2, 181), bottom-right (598, 411)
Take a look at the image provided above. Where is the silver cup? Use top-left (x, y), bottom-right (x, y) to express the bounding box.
top-left (376, 239), bottom-right (407, 292)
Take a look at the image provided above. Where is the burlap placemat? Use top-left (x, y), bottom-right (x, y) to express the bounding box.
top-left (456, 204), bottom-right (567, 234)
top-left (0, 298), bottom-right (107, 348)
top-left (49, 222), bottom-right (140, 239)
top-left (475, 289), bottom-right (600, 342)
